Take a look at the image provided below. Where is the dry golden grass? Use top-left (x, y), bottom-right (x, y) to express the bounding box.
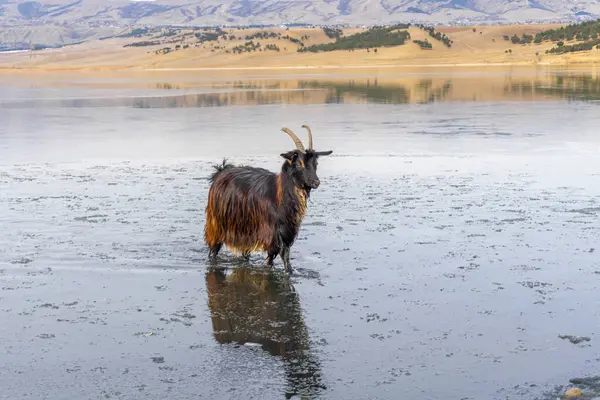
top-left (1, 23), bottom-right (600, 73)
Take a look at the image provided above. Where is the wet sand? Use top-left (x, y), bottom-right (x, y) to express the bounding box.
top-left (1, 70), bottom-right (600, 399)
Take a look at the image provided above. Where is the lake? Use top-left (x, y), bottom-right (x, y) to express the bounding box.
top-left (1, 67), bottom-right (600, 400)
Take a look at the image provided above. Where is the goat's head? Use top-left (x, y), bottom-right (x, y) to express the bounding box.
top-left (280, 125), bottom-right (332, 190)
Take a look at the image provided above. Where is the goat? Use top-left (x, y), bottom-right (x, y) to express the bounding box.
top-left (204, 125), bottom-right (332, 274)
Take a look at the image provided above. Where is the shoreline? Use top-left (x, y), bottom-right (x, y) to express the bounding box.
top-left (1, 61), bottom-right (599, 74)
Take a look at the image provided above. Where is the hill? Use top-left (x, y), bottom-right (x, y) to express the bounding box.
top-left (3, 23), bottom-right (600, 71)
top-left (2, 0), bottom-right (600, 51)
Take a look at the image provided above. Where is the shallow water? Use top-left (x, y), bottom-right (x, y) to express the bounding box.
top-left (1, 68), bottom-right (600, 400)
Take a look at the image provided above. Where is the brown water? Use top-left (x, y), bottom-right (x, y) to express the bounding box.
top-left (1, 68), bottom-right (600, 400)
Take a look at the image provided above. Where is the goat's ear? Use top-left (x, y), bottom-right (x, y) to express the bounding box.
top-left (315, 150), bottom-right (333, 156)
top-left (280, 151), bottom-right (298, 161)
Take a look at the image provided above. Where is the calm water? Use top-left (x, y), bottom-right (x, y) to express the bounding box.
top-left (1, 68), bottom-right (600, 400)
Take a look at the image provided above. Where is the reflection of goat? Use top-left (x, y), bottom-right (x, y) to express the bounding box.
top-left (205, 267), bottom-right (325, 398)
top-left (204, 126), bottom-right (332, 274)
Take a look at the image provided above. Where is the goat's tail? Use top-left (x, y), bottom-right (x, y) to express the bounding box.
top-left (209, 158), bottom-right (233, 182)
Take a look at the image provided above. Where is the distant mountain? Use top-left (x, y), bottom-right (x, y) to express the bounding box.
top-left (1, 0), bottom-right (600, 50)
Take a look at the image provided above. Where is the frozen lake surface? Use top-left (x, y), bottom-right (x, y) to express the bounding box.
top-left (1, 69), bottom-right (600, 400)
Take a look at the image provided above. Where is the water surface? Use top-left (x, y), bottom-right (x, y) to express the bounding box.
top-left (1, 68), bottom-right (600, 400)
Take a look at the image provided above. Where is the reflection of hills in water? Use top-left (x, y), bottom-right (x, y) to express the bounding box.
top-left (3, 73), bottom-right (600, 108)
top-left (205, 267), bottom-right (325, 399)
top-left (505, 73), bottom-right (600, 102)
top-left (298, 79), bottom-right (451, 104)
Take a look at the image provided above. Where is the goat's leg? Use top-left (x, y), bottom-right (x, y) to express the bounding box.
top-left (266, 250), bottom-right (278, 266)
top-left (280, 246), bottom-right (293, 275)
top-left (267, 234), bottom-right (284, 267)
top-left (208, 243), bottom-right (222, 260)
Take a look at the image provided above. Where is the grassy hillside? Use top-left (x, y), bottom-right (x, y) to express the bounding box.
top-left (2, 23), bottom-right (600, 71)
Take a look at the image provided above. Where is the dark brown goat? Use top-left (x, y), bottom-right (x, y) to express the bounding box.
top-left (204, 125), bottom-right (332, 274)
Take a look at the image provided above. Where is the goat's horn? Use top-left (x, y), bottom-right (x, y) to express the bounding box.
top-left (281, 127), bottom-right (305, 152)
top-left (301, 124), bottom-right (313, 150)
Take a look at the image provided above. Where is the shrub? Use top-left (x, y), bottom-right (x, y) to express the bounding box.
top-left (323, 27), bottom-right (343, 39)
top-left (124, 41), bottom-right (160, 47)
top-left (413, 39), bottom-right (432, 49)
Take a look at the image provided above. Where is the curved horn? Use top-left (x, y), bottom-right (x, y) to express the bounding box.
top-left (281, 127), bottom-right (305, 152)
top-left (301, 124), bottom-right (313, 150)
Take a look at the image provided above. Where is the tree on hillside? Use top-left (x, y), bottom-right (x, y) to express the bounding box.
top-left (323, 27), bottom-right (343, 39)
top-left (299, 26), bottom-right (411, 52)
top-left (547, 38), bottom-right (600, 54)
top-left (413, 39), bottom-right (432, 49)
top-left (533, 18), bottom-right (600, 43)
top-left (417, 25), bottom-right (452, 47)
